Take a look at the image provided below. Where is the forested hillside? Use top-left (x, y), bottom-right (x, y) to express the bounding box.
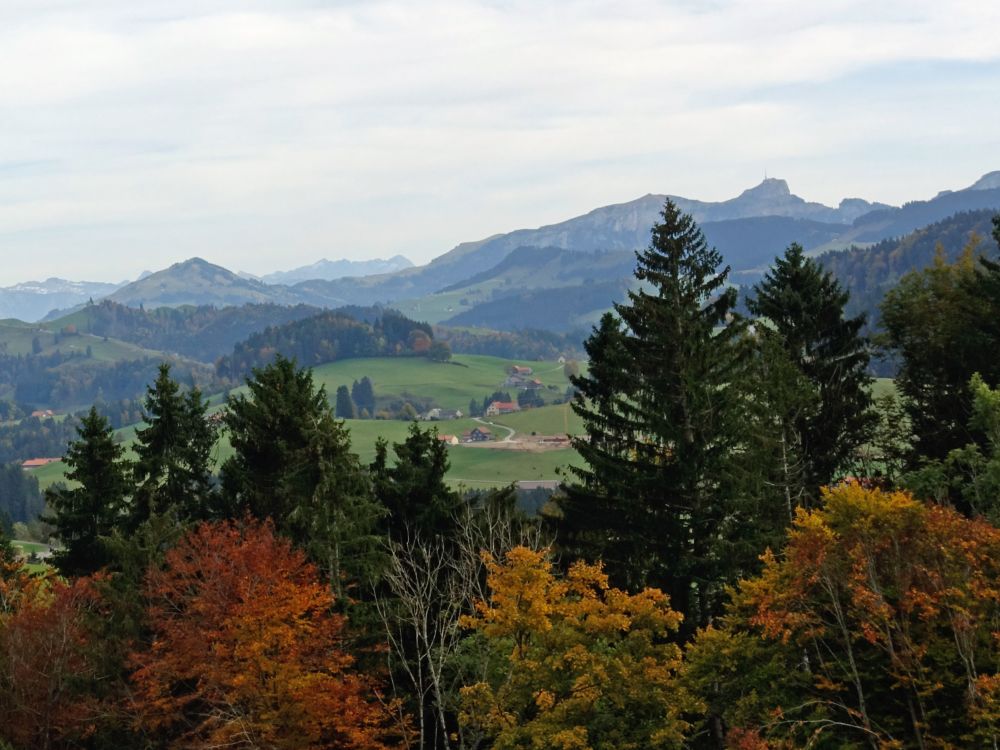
top-left (215, 309), bottom-right (433, 380)
top-left (49, 300), bottom-right (324, 362)
top-left (819, 209), bottom-right (1000, 326)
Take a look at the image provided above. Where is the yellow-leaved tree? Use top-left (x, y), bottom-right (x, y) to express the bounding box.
top-left (459, 546), bottom-right (698, 750)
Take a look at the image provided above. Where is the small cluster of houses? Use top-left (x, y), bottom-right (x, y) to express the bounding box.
top-left (435, 426), bottom-right (493, 444)
top-left (462, 426), bottom-right (492, 443)
top-left (503, 365), bottom-right (544, 392)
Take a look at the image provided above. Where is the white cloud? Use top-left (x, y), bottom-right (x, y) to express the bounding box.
top-left (0, 0), bottom-right (998, 283)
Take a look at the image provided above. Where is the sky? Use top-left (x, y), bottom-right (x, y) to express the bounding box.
top-left (0, 0), bottom-right (999, 285)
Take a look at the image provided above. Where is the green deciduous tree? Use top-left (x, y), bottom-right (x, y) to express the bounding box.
top-left (880, 240), bottom-right (1000, 464)
top-left (45, 407), bottom-right (131, 577)
top-left (905, 373), bottom-right (1000, 521)
top-left (748, 243), bottom-right (874, 503)
top-left (427, 340), bottom-right (452, 362)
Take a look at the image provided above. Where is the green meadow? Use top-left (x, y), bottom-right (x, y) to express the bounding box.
top-left (27, 355), bottom-right (584, 491)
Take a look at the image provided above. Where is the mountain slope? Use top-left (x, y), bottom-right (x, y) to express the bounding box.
top-left (0, 278), bottom-right (125, 323)
top-left (46, 300), bottom-right (326, 363)
top-left (832, 186), bottom-right (1000, 247)
top-left (106, 258), bottom-right (304, 308)
top-left (288, 179), bottom-right (879, 307)
top-left (819, 210), bottom-right (1000, 328)
top-left (260, 255), bottom-right (413, 285)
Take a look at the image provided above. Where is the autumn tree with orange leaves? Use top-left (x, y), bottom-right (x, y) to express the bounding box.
top-left (130, 519), bottom-right (403, 750)
top-left (460, 546), bottom-right (698, 750)
top-left (683, 483), bottom-right (1000, 749)
top-left (0, 565), bottom-right (108, 750)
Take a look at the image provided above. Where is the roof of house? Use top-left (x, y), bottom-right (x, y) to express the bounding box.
top-left (22, 457), bottom-right (60, 468)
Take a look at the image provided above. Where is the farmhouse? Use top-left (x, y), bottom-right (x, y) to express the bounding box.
top-left (508, 365), bottom-right (533, 376)
top-left (485, 401), bottom-right (520, 417)
top-left (30, 409), bottom-right (55, 419)
top-left (462, 427), bottom-right (492, 442)
top-left (437, 434), bottom-right (459, 445)
top-left (503, 375), bottom-right (543, 390)
top-left (22, 457), bottom-right (60, 469)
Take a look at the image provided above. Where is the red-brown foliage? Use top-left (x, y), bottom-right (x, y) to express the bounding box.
top-left (130, 518), bottom-right (401, 749)
top-left (0, 575), bottom-right (104, 749)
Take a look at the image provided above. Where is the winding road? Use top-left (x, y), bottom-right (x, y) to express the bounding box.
top-left (473, 416), bottom-right (516, 443)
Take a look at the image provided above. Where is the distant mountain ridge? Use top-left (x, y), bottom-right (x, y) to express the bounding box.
top-left (0, 278), bottom-right (126, 323)
top-left (105, 258), bottom-right (303, 309)
top-left (260, 255), bottom-right (413, 285)
top-left (6, 172), bottom-right (1000, 332)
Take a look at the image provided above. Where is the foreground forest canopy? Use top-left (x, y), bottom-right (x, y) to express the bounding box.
top-left (2, 205), bottom-right (1000, 749)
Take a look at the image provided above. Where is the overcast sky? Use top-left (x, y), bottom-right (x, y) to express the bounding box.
top-left (0, 0), bottom-right (998, 285)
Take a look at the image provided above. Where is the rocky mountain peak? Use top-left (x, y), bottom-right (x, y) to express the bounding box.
top-left (968, 171), bottom-right (1000, 191)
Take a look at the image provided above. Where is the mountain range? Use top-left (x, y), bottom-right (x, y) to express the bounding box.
top-left (257, 255), bottom-right (413, 285)
top-left (0, 278), bottom-right (126, 323)
top-left (7, 172), bottom-right (1000, 329)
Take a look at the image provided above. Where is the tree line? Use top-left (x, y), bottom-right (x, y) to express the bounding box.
top-left (1, 204), bottom-right (999, 749)
top-left (216, 309), bottom-right (434, 381)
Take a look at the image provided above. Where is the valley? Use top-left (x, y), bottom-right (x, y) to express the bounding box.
top-left (24, 354), bottom-right (585, 491)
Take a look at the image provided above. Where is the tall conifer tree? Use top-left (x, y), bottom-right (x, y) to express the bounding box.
top-left (131, 364), bottom-right (216, 526)
top-left (558, 199), bottom-right (748, 633)
top-left (221, 355), bottom-right (380, 591)
top-left (371, 423), bottom-right (462, 542)
top-left (334, 385), bottom-right (357, 419)
top-left (45, 407), bottom-right (131, 576)
top-left (747, 243), bottom-right (874, 501)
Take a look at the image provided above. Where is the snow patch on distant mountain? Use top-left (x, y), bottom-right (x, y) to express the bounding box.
top-left (0, 278), bottom-right (126, 322)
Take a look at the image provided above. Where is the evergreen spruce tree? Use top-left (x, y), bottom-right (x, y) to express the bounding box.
top-left (131, 364), bottom-right (216, 527)
top-left (371, 423), bottom-right (462, 542)
top-left (222, 355), bottom-right (380, 591)
top-left (558, 199), bottom-right (748, 634)
top-left (335, 384), bottom-right (357, 419)
top-left (45, 407), bottom-right (131, 577)
top-left (351, 376), bottom-right (376, 415)
top-left (747, 243), bottom-right (874, 501)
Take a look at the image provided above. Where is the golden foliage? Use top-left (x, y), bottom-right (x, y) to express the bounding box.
top-left (460, 546), bottom-right (697, 750)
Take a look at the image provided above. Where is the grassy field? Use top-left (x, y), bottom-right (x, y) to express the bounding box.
top-left (311, 354), bottom-right (573, 412)
top-left (393, 282), bottom-right (503, 325)
top-left (484, 403), bottom-right (584, 436)
top-left (0, 321), bottom-right (169, 362)
top-left (27, 355), bottom-right (583, 490)
top-left (10, 540), bottom-right (51, 573)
